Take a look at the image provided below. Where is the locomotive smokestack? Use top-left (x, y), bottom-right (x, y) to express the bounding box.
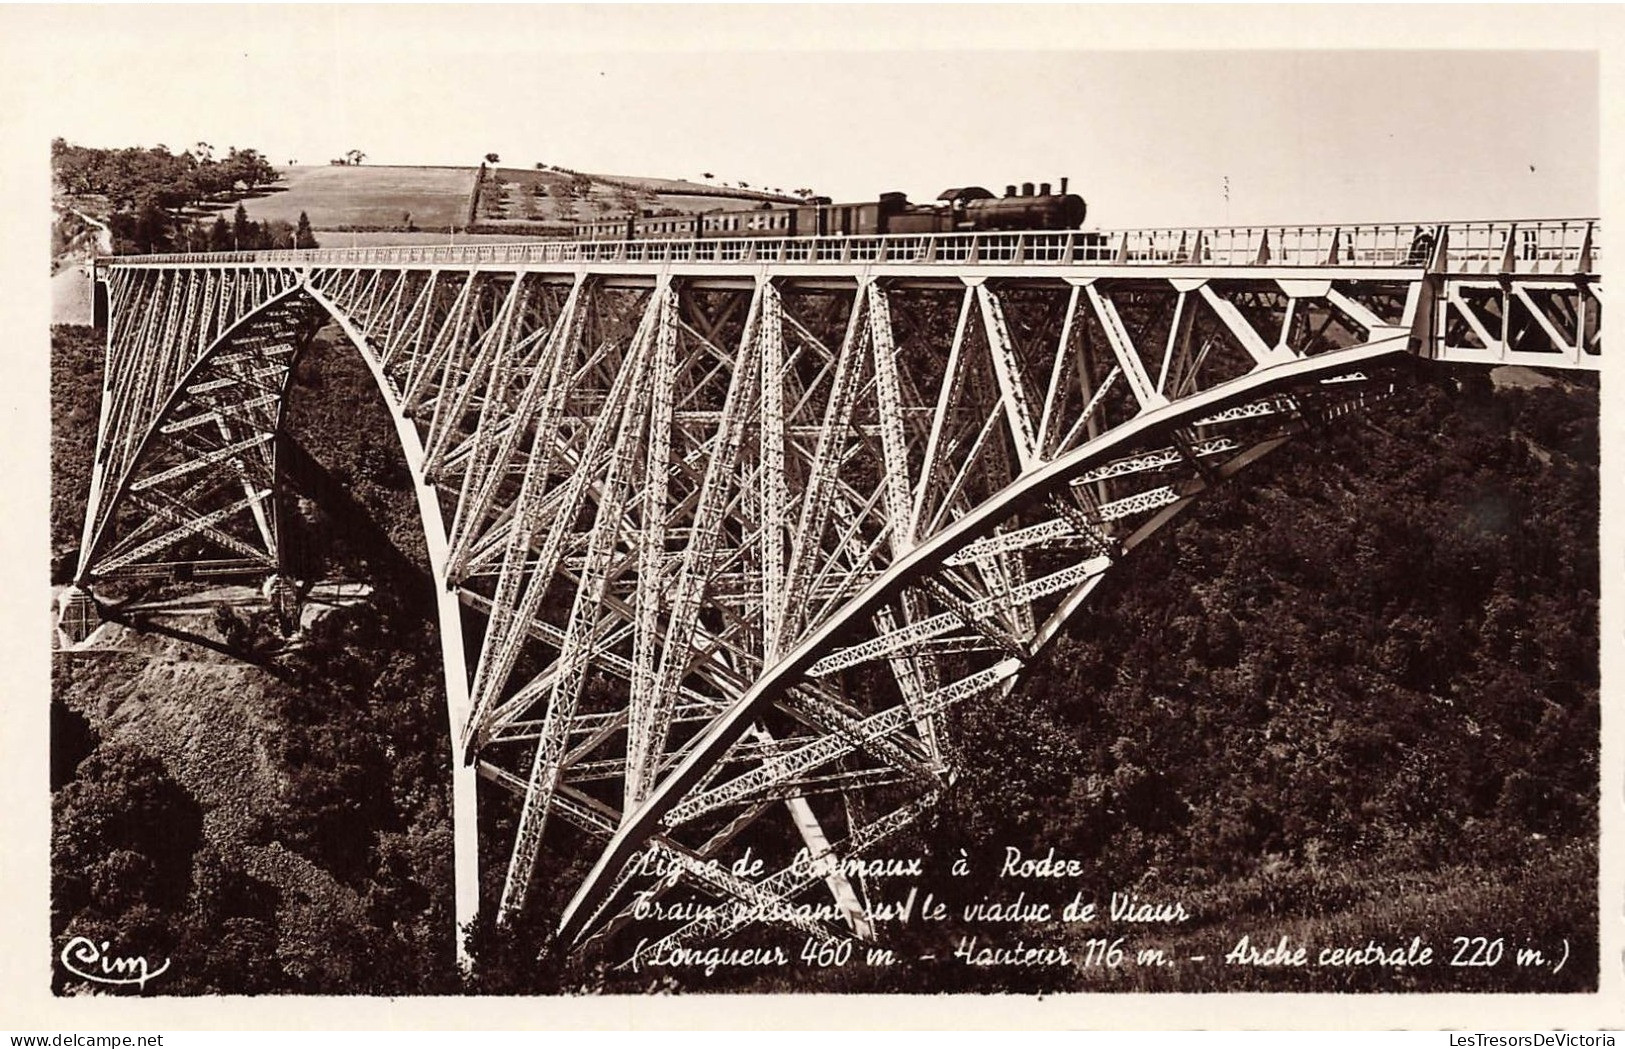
top-left (1040, 182), bottom-right (1051, 196)
top-left (1022, 182), bottom-right (1035, 197)
top-left (1005, 184), bottom-right (1017, 198)
top-left (1060, 176), bottom-right (1069, 195)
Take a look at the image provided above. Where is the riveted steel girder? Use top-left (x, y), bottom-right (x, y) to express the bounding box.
top-left (79, 239), bottom-right (1601, 969)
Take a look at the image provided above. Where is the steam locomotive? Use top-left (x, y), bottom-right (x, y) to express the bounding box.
top-left (574, 178), bottom-right (1086, 241)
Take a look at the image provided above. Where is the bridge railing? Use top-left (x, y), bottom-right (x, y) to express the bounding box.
top-left (105, 219), bottom-right (1598, 273)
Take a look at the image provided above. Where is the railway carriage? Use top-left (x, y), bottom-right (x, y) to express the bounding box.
top-left (573, 178), bottom-right (1088, 242)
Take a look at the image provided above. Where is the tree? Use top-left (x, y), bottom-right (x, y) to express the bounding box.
top-left (186, 158), bottom-right (231, 203)
top-left (232, 203), bottom-right (251, 250)
top-left (176, 221), bottom-right (209, 253)
top-left (53, 742), bottom-right (203, 920)
top-left (52, 138), bottom-right (99, 196)
top-left (264, 219), bottom-right (296, 250)
top-left (345, 148), bottom-right (366, 166)
top-left (132, 195), bottom-right (172, 254)
top-left (221, 147), bottom-right (278, 192)
top-left (484, 152), bottom-right (501, 164)
top-left (208, 216), bottom-right (232, 252)
top-left (295, 211), bottom-right (319, 249)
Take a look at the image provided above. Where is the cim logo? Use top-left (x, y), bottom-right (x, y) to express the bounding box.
top-left (58, 937), bottom-right (170, 990)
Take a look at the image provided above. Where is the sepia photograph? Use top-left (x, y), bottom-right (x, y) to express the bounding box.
top-left (3, 3), bottom-right (1618, 1032)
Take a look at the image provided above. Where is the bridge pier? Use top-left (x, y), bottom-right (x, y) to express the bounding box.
top-left (261, 573), bottom-right (303, 635)
top-left (55, 585), bottom-right (102, 646)
top-left (90, 260), bottom-right (109, 328)
top-left (428, 553), bottom-right (479, 973)
top-left (452, 741), bottom-right (480, 972)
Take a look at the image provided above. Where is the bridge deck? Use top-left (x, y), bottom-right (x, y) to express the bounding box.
top-left (105, 217), bottom-right (1598, 276)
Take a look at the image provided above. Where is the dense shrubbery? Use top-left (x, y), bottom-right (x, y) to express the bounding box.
top-left (50, 326), bottom-right (102, 581)
top-left (881, 369), bottom-right (1599, 992)
top-left (48, 711), bottom-right (258, 996)
top-left (53, 140), bottom-right (278, 209)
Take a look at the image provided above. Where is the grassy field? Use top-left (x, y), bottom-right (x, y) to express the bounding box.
top-left (201, 164), bottom-right (789, 235)
top-left (206, 165), bottom-right (477, 230)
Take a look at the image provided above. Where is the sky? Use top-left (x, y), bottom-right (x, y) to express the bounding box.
top-left (3, 6), bottom-right (1606, 230)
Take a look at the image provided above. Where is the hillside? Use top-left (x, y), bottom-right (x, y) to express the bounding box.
top-left (51, 142), bottom-right (819, 261)
top-left (51, 323), bottom-right (461, 994)
top-left (216, 163), bottom-right (800, 237)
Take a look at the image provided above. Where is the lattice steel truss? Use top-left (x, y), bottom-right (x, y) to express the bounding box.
top-left (68, 222), bottom-right (1601, 966)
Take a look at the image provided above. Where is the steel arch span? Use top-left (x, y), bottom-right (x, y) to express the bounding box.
top-left (63, 219), bottom-right (1601, 967)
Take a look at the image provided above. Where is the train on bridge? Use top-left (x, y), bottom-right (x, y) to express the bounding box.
top-left (574, 178), bottom-right (1088, 242)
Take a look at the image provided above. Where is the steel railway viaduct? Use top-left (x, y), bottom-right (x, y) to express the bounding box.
top-left (58, 219), bottom-right (1601, 969)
